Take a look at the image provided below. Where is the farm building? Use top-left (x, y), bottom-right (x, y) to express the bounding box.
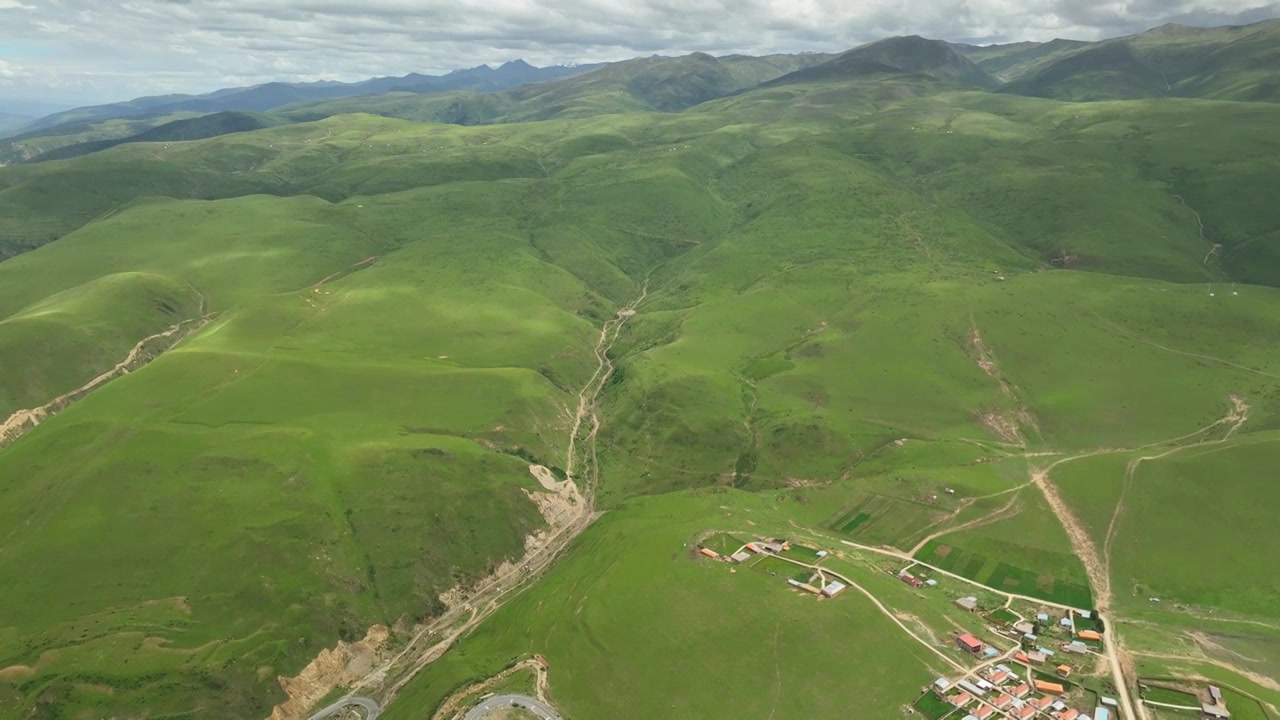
top-left (760, 542), bottom-right (784, 553)
top-left (1078, 630), bottom-right (1102, 641)
top-left (900, 572), bottom-right (924, 588)
top-left (1066, 641), bottom-right (1089, 654)
top-left (1201, 704), bottom-right (1231, 718)
top-left (1015, 620), bottom-right (1035, 634)
top-left (977, 679), bottom-right (995, 691)
top-left (1028, 652), bottom-right (1047, 664)
top-left (730, 551), bottom-right (752, 563)
top-left (1079, 610), bottom-right (1092, 619)
top-left (956, 634), bottom-right (983, 654)
top-left (956, 596), bottom-right (980, 612)
top-left (958, 680), bottom-right (987, 697)
top-left (1209, 686), bottom-right (1223, 705)
top-left (820, 580), bottom-right (847, 597)
top-left (1035, 680), bottom-right (1065, 694)
top-left (934, 678), bottom-right (951, 691)
top-left (1023, 632), bottom-right (1039, 643)
top-left (698, 547), bottom-right (719, 558)
top-left (1100, 697), bottom-right (1118, 708)
top-left (816, 550), bottom-right (828, 558)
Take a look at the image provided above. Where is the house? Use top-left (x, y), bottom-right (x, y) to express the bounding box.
top-left (1201, 704), bottom-right (1231, 719)
top-left (934, 678), bottom-right (951, 692)
top-left (1209, 685), bottom-right (1224, 705)
top-left (988, 671), bottom-right (1010, 685)
top-left (1067, 641), bottom-right (1089, 654)
top-left (1028, 652), bottom-right (1047, 664)
top-left (1014, 705), bottom-right (1037, 720)
top-left (1055, 709), bottom-right (1079, 720)
top-left (730, 551), bottom-right (752, 563)
top-left (951, 691), bottom-right (973, 707)
top-left (956, 596), bottom-right (980, 612)
top-left (1078, 630), bottom-right (1102, 641)
top-left (1035, 680), bottom-right (1065, 694)
top-left (1037, 613), bottom-right (1050, 622)
top-left (994, 693), bottom-right (1013, 708)
top-left (698, 547), bottom-right (719, 558)
top-left (958, 680), bottom-right (987, 697)
top-left (1061, 617), bottom-right (1074, 628)
top-left (1095, 708), bottom-right (1111, 720)
top-left (975, 705), bottom-right (996, 719)
top-left (1011, 683), bottom-right (1031, 698)
top-left (820, 581), bottom-right (847, 597)
top-left (900, 572), bottom-right (924, 588)
top-left (1056, 664), bottom-right (1072, 677)
top-left (957, 634), bottom-right (983, 654)
top-left (1015, 620), bottom-right (1036, 635)
top-left (1035, 696), bottom-right (1055, 710)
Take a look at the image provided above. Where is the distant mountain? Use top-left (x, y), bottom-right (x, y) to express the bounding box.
top-left (997, 18), bottom-right (1280, 102)
top-left (769, 36), bottom-right (999, 89)
top-left (954, 38), bottom-right (1092, 82)
top-left (279, 52), bottom-right (835, 126)
top-left (20, 61), bottom-right (603, 135)
top-left (0, 113), bottom-right (33, 138)
top-left (29, 111), bottom-right (283, 163)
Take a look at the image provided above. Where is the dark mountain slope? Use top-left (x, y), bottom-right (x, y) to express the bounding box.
top-left (30, 112), bottom-right (283, 163)
top-left (769, 36), bottom-right (999, 90)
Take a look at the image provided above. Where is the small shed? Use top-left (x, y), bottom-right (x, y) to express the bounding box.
top-left (698, 547), bottom-right (719, 558)
top-left (934, 677), bottom-right (951, 691)
top-left (1060, 617), bottom-right (1074, 628)
top-left (1023, 633), bottom-right (1039, 643)
top-left (984, 647), bottom-right (1000, 658)
top-left (1078, 630), bottom-right (1102, 641)
top-left (1209, 685), bottom-right (1224, 704)
top-left (1037, 647), bottom-right (1056, 657)
top-left (815, 550), bottom-right (828, 558)
top-left (1037, 613), bottom-right (1050, 622)
top-left (1201, 704), bottom-right (1231, 719)
top-left (820, 581), bottom-right (847, 597)
top-left (1079, 610), bottom-right (1092, 619)
top-left (1100, 697), bottom-right (1118, 707)
top-left (1056, 664), bottom-right (1072, 677)
top-left (926, 578), bottom-right (939, 587)
top-left (956, 596), bottom-right (980, 612)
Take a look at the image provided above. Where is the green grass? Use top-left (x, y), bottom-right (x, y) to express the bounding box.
top-left (381, 491), bottom-right (944, 720)
top-left (914, 691), bottom-right (957, 720)
top-left (1141, 684), bottom-right (1201, 707)
top-left (1, 49), bottom-right (1280, 719)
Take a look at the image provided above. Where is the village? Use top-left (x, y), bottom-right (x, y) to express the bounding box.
top-left (696, 535), bottom-right (1239, 720)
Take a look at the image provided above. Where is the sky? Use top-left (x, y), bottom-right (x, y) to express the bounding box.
top-left (1, 0), bottom-right (1278, 114)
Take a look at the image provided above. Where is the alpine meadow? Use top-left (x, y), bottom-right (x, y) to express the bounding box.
top-left (2, 15), bottom-right (1280, 720)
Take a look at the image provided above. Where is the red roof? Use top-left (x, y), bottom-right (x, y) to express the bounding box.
top-left (989, 671), bottom-right (1009, 684)
top-left (976, 705), bottom-right (995, 719)
top-left (952, 692), bottom-right (973, 706)
top-left (994, 693), bottom-right (1013, 708)
top-left (1058, 710), bottom-right (1079, 720)
top-left (1012, 683), bottom-right (1030, 697)
top-left (1014, 652), bottom-right (1030, 663)
top-left (957, 633), bottom-right (982, 650)
top-left (1016, 706), bottom-right (1036, 719)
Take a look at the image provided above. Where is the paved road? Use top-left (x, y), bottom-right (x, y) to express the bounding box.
top-left (464, 694), bottom-right (561, 720)
top-left (306, 696), bottom-right (380, 720)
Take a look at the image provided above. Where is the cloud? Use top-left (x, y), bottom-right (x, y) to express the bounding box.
top-left (0, 0), bottom-right (1277, 106)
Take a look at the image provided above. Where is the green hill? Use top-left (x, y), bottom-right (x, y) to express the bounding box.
top-left (1, 20), bottom-right (1280, 720)
top-left (1000, 18), bottom-right (1280, 102)
top-left (955, 38), bottom-right (1092, 82)
top-left (30, 111), bottom-right (284, 163)
top-left (0, 111), bottom-right (205, 165)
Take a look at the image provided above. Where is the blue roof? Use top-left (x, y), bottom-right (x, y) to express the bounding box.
top-left (1060, 617), bottom-right (1073, 626)
top-left (1037, 613), bottom-right (1050, 621)
top-left (934, 678), bottom-right (950, 689)
top-left (984, 648), bottom-right (999, 657)
top-left (1095, 708), bottom-right (1110, 720)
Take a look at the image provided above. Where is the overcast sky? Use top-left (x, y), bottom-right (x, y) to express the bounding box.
top-left (2, 0), bottom-right (1278, 113)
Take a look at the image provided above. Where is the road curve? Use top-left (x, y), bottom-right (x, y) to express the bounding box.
top-left (464, 694), bottom-right (562, 720)
top-left (306, 696), bottom-right (380, 720)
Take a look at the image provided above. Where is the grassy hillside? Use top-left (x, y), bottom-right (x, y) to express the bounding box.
top-left (30, 111), bottom-right (284, 163)
top-left (1000, 19), bottom-right (1280, 102)
top-left (0, 111), bottom-right (204, 165)
top-left (957, 38), bottom-right (1092, 82)
top-left (1, 31), bottom-right (1279, 720)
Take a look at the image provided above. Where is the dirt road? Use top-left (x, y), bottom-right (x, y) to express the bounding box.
top-left (336, 286), bottom-right (649, 712)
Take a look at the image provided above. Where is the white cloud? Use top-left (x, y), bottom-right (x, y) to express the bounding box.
top-left (0, 0), bottom-right (1277, 106)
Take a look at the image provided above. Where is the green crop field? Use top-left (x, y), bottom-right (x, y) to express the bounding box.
top-left (2, 17), bottom-right (1280, 720)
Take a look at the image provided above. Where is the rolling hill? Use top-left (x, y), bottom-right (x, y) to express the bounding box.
top-left (29, 111), bottom-right (284, 163)
top-left (997, 18), bottom-right (1280, 102)
top-left (1, 18), bottom-right (1280, 720)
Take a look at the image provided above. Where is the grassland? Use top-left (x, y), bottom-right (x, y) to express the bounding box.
top-left (0, 48), bottom-right (1279, 719)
